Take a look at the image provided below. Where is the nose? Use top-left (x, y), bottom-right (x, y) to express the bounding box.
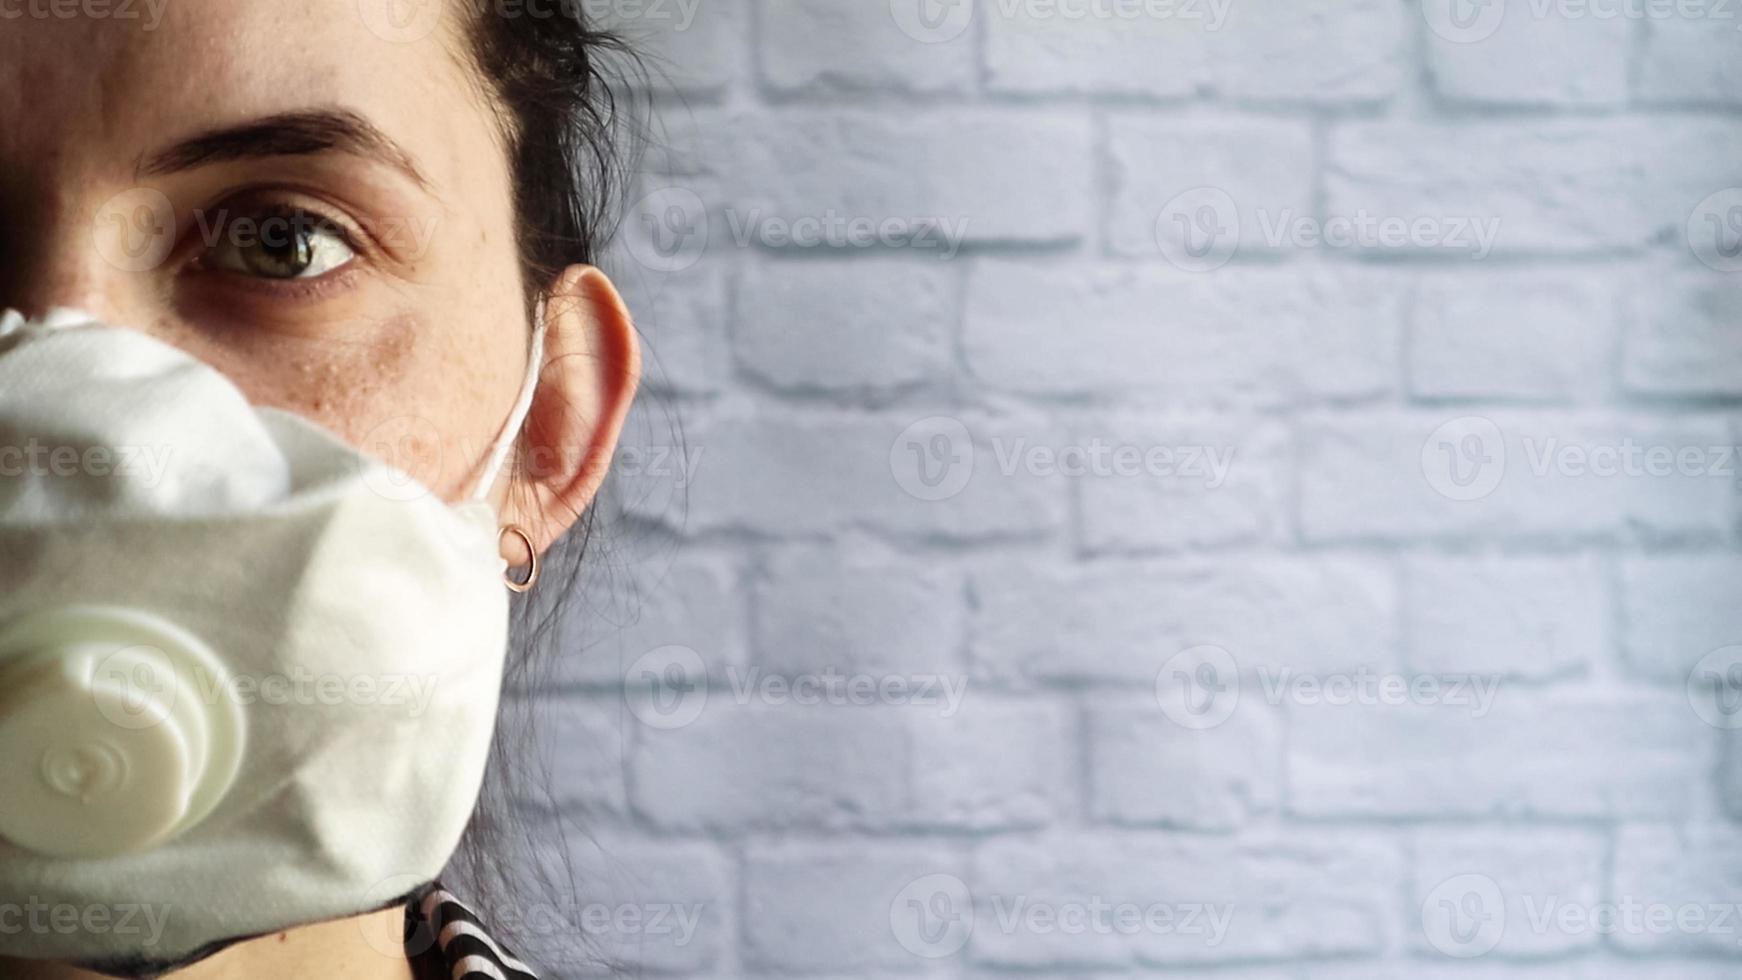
top-left (2, 261), bottom-right (114, 325)
top-left (0, 188), bottom-right (163, 325)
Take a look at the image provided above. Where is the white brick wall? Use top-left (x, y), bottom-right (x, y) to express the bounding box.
top-left (512, 1), bottom-right (1742, 975)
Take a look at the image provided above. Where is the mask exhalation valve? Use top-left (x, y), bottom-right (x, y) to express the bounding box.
top-left (0, 606), bottom-right (244, 859)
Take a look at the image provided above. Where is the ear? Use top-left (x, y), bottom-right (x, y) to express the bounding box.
top-left (501, 264), bottom-right (640, 557)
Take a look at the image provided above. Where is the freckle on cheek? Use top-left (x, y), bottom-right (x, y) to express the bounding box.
top-left (273, 314), bottom-right (422, 435)
top-left (285, 359), bottom-right (344, 421)
top-left (370, 314), bottom-right (420, 375)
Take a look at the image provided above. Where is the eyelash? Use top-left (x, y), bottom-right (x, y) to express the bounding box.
top-left (179, 193), bottom-right (369, 298)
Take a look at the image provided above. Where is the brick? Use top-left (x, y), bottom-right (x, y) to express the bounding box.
top-left (1408, 272), bottom-right (1616, 403)
top-left (907, 698), bottom-right (1071, 830)
top-left (623, 406), bottom-right (1067, 541)
top-left (600, 1), bottom-right (745, 97)
top-left (1288, 693), bottom-right (1712, 819)
top-left (1105, 117), bottom-right (1315, 260)
top-left (1074, 413), bottom-right (1291, 554)
top-left (743, 842), bottom-right (962, 972)
top-left (613, 263), bottom-right (729, 396)
top-left (1088, 695), bottom-right (1280, 830)
top-left (984, 0), bottom-right (1213, 97)
top-left (969, 557), bottom-right (1397, 684)
top-left (1325, 120), bottom-right (1742, 254)
top-left (550, 556), bottom-right (743, 688)
top-left (1623, 270), bottom-right (1742, 398)
top-left (544, 838), bottom-right (731, 975)
top-left (634, 109), bottom-right (731, 180)
top-left (628, 701), bottom-right (910, 833)
top-left (734, 259), bottom-right (954, 395)
top-left (1718, 728), bottom-right (1742, 829)
top-left (970, 831), bottom-right (1399, 965)
top-left (1403, 554), bottom-right (1603, 679)
top-left (629, 692), bottom-right (1065, 835)
top-left (1309, 963), bottom-right (1742, 980)
top-left (1410, 828), bottom-right (1607, 958)
top-left (1423, 0), bottom-right (1630, 106)
top-left (706, 110), bottom-right (1093, 246)
top-left (1621, 554), bottom-right (1742, 681)
top-left (1612, 824), bottom-right (1742, 954)
top-left (1208, 0), bottom-right (1406, 103)
top-left (1638, 14), bottom-right (1742, 105)
top-left (440, 22), bottom-right (1742, 980)
top-left (1298, 412), bottom-right (1733, 543)
top-left (986, 0), bottom-right (1404, 102)
top-left (752, 546), bottom-right (965, 678)
top-left (760, 0), bottom-right (974, 94)
top-left (963, 262), bottom-right (1402, 407)
top-left (526, 694), bottom-right (628, 816)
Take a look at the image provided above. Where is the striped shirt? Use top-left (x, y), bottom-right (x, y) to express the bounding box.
top-left (406, 883), bottom-right (540, 980)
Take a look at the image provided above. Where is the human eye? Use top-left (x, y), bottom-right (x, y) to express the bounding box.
top-left (198, 202), bottom-right (358, 281)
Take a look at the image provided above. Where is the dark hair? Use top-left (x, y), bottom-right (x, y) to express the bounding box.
top-left (461, 4), bottom-right (644, 302)
top-left (443, 5), bottom-right (650, 974)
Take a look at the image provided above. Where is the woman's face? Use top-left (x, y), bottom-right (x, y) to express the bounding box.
top-left (0, 0), bottom-right (563, 509)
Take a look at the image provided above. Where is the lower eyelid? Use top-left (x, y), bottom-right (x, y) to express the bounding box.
top-left (184, 260), bottom-right (366, 304)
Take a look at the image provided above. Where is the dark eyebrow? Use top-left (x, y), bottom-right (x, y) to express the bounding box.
top-left (137, 109), bottom-right (429, 189)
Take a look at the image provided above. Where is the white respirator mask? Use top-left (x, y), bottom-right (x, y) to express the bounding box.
top-left (0, 307), bottom-right (545, 976)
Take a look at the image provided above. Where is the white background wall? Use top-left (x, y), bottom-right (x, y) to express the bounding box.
top-left (516, 1), bottom-right (1742, 976)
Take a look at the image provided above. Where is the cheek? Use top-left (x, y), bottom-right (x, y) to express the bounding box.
top-left (193, 308), bottom-right (507, 501)
top-left (278, 313), bottom-right (417, 430)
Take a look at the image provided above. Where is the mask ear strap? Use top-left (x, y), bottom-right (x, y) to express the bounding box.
top-left (469, 300), bottom-right (548, 503)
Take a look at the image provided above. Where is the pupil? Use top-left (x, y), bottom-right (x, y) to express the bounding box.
top-left (247, 215), bottom-right (316, 278)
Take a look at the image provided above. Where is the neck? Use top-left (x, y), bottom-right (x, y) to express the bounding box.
top-left (0, 906), bottom-right (416, 980)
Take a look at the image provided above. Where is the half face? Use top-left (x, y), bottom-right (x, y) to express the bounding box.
top-left (0, 0), bottom-right (533, 502)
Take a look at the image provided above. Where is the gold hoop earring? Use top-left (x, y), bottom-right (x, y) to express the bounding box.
top-left (500, 525), bottom-right (540, 594)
